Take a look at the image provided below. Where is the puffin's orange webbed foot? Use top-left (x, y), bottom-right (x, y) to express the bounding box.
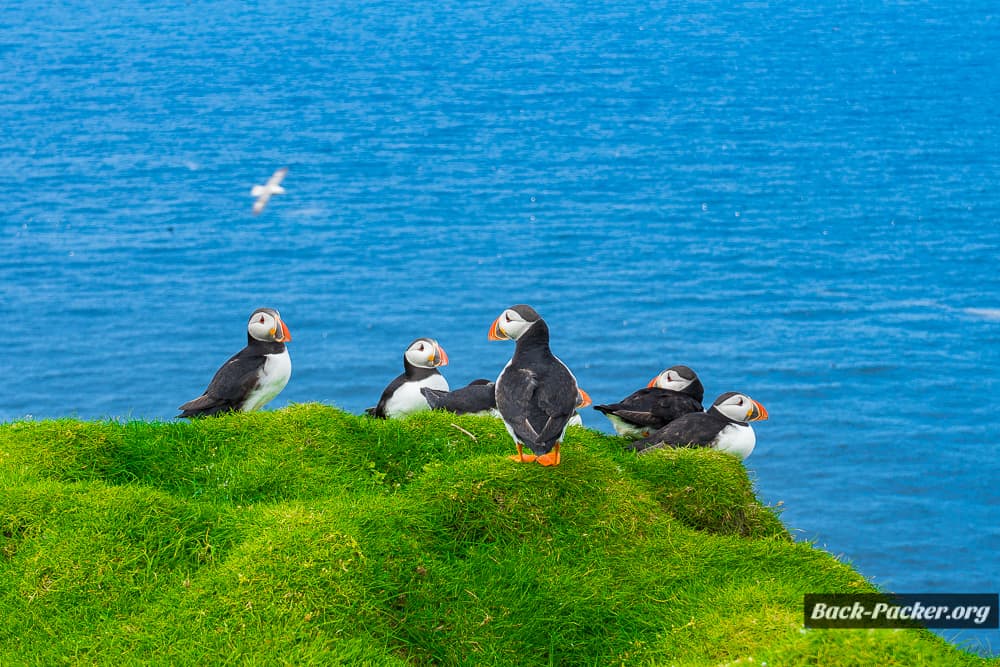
top-left (509, 444), bottom-right (536, 463)
top-left (535, 443), bottom-right (561, 467)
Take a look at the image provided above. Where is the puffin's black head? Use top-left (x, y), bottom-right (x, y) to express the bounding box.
top-left (488, 304), bottom-right (543, 341)
top-left (649, 365), bottom-right (704, 402)
top-left (247, 308), bottom-right (292, 343)
top-left (710, 392), bottom-right (768, 423)
top-left (403, 337), bottom-right (449, 369)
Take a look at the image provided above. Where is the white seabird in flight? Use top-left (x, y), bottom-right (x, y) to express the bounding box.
top-left (251, 167), bottom-right (288, 214)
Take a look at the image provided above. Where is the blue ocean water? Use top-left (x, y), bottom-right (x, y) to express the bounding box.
top-left (2, 0), bottom-right (998, 655)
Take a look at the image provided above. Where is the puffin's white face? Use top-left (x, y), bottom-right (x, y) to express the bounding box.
top-left (247, 309), bottom-right (291, 343)
top-left (713, 393), bottom-right (768, 423)
top-left (651, 368), bottom-right (694, 391)
top-left (490, 308), bottom-right (534, 341)
top-left (404, 338), bottom-right (448, 368)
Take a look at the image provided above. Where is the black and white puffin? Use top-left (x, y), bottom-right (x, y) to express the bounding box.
top-left (367, 337), bottom-right (449, 419)
top-left (177, 307), bottom-right (292, 418)
top-left (593, 365), bottom-right (704, 438)
top-left (626, 392), bottom-right (768, 460)
top-left (489, 304), bottom-right (581, 467)
top-left (421, 379), bottom-right (498, 416)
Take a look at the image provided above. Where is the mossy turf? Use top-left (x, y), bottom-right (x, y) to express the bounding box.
top-left (0, 404), bottom-right (992, 665)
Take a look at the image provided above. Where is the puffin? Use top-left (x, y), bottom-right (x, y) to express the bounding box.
top-left (593, 365), bottom-right (704, 438)
top-left (626, 392), bottom-right (768, 460)
top-left (489, 304), bottom-right (581, 467)
top-left (421, 379), bottom-right (498, 416)
top-left (177, 307), bottom-right (292, 418)
top-left (367, 337), bottom-right (449, 419)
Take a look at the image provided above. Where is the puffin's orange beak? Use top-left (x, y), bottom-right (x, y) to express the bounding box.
top-left (434, 343), bottom-right (449, 366)
top-left (749, 399), bottom-right (768, 421)
top-left (576, 388), bottom-right (592, 409)
top-left (647, 376), bottom-right (658, 388)
top-left (278, 320), bottom-right (292, 342)
top-left (488, 316), bottom-right (507, 341)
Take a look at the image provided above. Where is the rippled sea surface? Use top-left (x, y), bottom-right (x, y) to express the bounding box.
top-left (3, 0), bottom-right (998, 654)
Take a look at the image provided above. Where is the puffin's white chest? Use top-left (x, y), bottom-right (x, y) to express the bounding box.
top-left (242, 350), bottom-right (291, 412)
top-left (385, 373), bottom-right (448, 418)
top-left (713, 423), bottom-right (756, 460)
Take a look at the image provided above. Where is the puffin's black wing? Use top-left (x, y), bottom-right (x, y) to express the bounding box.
top-left (595, 388), bottom-right (704, 429)
top-left (367, 372), bottom-right (407, 419)
top-left (594, 388), bottom-right (665, 428)
top-left (644, 390), bottom-right (704, 426)
top-left (178, 347), bottom-right (264, 418)
top-left (626, 410), bottom-right (726, 453)
top-left (499, 365), bottom-right (577, 455)
top-left (421, 380), bottom-right (495, 414)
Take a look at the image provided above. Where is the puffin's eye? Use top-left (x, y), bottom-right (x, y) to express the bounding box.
top-left (505, 313), bottom-right (511, 323)
top-left (417, 344), bottom-right (425, 351)
top-left (258, 316), bottom-right (266, 323)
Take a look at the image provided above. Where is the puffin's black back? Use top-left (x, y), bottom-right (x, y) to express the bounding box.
top-left (496, 318), bottom-right (578, 455)
top-left (626, 401), bottom-right (736, 452)
top-left (422, 379), bottom-right (496, 414)
top-left (593, 387), bottom-right (704, 429)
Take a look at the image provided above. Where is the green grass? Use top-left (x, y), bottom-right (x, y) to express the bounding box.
top-left (0, 404), bottom-right (993, 665)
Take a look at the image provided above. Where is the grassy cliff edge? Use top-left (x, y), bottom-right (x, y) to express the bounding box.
top-left (0, 404), bottom-right (991, 665)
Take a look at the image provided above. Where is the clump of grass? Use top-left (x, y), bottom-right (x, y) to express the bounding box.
top-left (0, 405), bottom-right (992, 665)
top-left (624, 446), bottom-right (790, 539)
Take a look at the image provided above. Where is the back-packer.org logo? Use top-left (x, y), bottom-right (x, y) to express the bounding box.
top-left (804, 593), bottom-right (999, 629)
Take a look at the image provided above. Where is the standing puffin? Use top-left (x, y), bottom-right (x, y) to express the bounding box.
top-left (593, 365), bottom-right (704, 438)
top-left (421, 379), bottom-right (498, 416)
top-left (489, 304), bottom-right (581, 467)
top-left (626, 392), bottom-right (768, 460)
top-left (367, 337), bottom-right (449, 419)
top-left (177, 308), bottom-right (292, 418)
